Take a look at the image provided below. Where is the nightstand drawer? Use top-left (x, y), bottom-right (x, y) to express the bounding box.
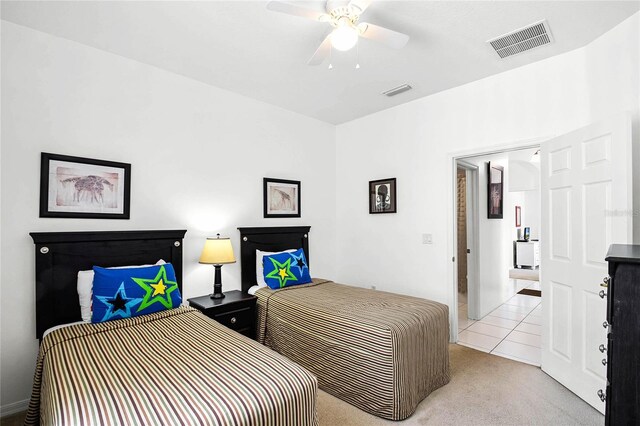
top-left (214, 307), bottom-right (253, 331)
top-left (188, 291), bottom-right (257, 339)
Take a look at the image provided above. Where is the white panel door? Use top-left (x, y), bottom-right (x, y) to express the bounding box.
top-left (540, 115), bottom-right (632, 413)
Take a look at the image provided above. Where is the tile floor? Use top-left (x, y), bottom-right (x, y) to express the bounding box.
top-left (457, 279), bottom-right (542, 366)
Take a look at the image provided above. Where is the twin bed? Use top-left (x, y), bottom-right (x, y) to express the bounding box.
top-left (239, 227), bottom-right (451, 421)
top-left (27, 227), bottom-right (450, 425)
top-left (26, 230), bottom-right (317, 426)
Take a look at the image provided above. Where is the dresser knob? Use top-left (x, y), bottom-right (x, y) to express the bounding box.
top-left (601, 276), bottom-right (610, 288)
top-left (230, 317), bottom-right (237, 324)
top-left (597, 389), bottom-right (606, 402)
top-left (602, 359), bottom-right (607, 366)
top-left (599, 290), bottom-right (607, 299)
top-left (602, 321), bottom-right (609, 329)
top-left (599, 344), bottom-right (607, 353)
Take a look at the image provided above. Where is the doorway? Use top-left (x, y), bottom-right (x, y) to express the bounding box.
top-left (449, 115), bottom-right (632, 412)
top-left (454, 146), bottom-right (542, 366)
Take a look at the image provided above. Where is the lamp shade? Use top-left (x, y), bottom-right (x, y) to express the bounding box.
top-left (199, 235), bottom-right (236, 265)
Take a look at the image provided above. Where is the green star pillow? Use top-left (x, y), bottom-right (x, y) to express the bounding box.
top-left (263, 249), bottom-right (312, 289)
top-left (92, 263), bottom-right (182, 323)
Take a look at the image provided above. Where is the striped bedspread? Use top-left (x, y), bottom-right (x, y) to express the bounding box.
top-left (26, 307), bottom-right (318, 426)
top-left (255, 279), bottom-right (450, 421)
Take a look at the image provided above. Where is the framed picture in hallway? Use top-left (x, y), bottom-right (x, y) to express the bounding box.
top-left (487, 162), bottom-right (503, 219)
top-left (39, 152), bottom-right (131, 219)
top-left (369, 178), bottom-right (397, 214)
top-left (263, 177), bottom-right (301, 218)
top-left (515, 206), bottom-right (521, 227)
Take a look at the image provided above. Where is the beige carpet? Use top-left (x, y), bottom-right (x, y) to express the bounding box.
top-left (3, 345), bottom-right (603, 426)
top-left (317, 344), bottom-right (603, 425)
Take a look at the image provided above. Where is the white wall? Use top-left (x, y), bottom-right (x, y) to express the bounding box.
top-left (522, 190), bottom-right (541, 241)
top-left (508, 151), bottom-right (541, 241)
top-left (585, 13), bottom-right (640, 242)
top-left (467, 154), bottom-right (520, 319)
top-left (0, 22), bottom-right (336, 411)
top-left (335, 13), bottom-right (639, 325)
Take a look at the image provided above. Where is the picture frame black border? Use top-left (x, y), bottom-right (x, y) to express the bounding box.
top-left (263, 177), bottom-right (301, 218)
top-left (39, 152), bottom-right (131, 219)
top-left (369, 177), bottom-right (397, 214)
top-left (487, 162), bottom-right (504, 219)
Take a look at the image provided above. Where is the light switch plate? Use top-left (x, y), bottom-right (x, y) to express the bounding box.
top-left (422, 234), bottom-right (433, 244)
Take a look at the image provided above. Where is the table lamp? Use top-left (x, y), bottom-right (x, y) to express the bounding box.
top-left (199, 234), bottom-right (236, 299)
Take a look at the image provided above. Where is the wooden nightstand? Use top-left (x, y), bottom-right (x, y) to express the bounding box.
top-left (188, 290), bottom-right (257, 339)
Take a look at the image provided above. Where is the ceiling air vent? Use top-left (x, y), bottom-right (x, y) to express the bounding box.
top-left (487, 20), bottom-right (553, 59)
top-left (382, 84), bottom-right (412, 97)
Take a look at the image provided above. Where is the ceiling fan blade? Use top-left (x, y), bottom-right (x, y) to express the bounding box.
top-left (307, 34), bottom-right (332, 66)
top-left (266, 1), bottom-right (328, 22)
top-left (349, 0), bottom-right (372, 14)
top-left (358, 23), bottom-right (409, 49)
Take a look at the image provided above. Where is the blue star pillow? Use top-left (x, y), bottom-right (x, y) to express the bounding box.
top-left (91, 263), bottom-right (182, 323)
top-left (263, 248), bottom-right (312, 290)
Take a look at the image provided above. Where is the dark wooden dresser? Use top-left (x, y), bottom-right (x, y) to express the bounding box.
top-left (602, 244), bottom-right (640, 425)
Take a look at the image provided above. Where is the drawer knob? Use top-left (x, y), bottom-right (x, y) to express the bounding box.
top-left (597, 389), bottom-right (606, 402)
top-left (599, 344), bottom-right (607, 353)
top-left (600, 276), bottom-right (610, 288)
top-left (599, 290), bottom-right (607, 299)
top-left (230, 317), bottom-right (237, 324)
top-left (602, 321), bottom-right (609, 329)
top-left (601, 359), bottom-right (607, 366)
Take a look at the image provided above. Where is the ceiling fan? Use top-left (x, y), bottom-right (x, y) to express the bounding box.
top-left (266, 0), bottom-right (410, 65)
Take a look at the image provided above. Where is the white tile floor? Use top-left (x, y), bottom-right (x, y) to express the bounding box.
top-left (457, 279), bottom-right (542, 366)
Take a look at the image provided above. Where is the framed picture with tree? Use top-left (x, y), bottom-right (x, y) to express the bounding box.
top-left (369, 178), bottom-right (397, 214)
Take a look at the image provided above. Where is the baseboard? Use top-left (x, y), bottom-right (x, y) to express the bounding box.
top-left (1, 399), bottom-right (29, 417)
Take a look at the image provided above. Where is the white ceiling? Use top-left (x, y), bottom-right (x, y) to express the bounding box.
top-left (2, 1), bottom-right (639, 124)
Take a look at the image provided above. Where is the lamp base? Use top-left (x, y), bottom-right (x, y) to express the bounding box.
top-left (210, 264), bottom-right (225, 299)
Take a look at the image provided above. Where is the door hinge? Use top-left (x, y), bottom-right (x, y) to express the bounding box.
top-left (452, 256), bottom-right (455, 262)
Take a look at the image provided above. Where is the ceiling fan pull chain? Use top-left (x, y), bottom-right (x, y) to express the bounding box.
top-left (328, 44), bottom-right (334, 70)
top-left (356, 39), bottom-right (361, 69)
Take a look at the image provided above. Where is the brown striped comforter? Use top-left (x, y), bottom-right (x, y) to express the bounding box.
top-left (255, 279), bottom-right (450, 421)
top-left (26, 307), bottom-right (318, 426)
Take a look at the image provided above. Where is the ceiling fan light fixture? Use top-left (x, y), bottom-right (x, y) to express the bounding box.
top-left (331, 21), bottom-right (358, 51)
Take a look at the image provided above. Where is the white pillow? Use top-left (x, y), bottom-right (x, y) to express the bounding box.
top-left (77, 259), bottom-right (166, 322)
top-left (256, 249), bottom-right (296, 287)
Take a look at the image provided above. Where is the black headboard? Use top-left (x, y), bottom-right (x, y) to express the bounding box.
top-left (237, 226), bottom-right (310, 293)
top-left (29, 229), bottom-right (187, 339)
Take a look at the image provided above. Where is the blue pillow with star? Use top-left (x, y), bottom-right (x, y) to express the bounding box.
top-left (91, 263), bottom-right (182, 323)
top-left (263, 248), bottom-right (312, 290)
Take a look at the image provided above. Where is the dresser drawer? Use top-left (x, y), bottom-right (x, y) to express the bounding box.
top-left (214, 307), bottom-right (253, 331)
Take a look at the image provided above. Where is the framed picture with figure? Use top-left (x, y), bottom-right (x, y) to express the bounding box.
top-left (487, 162), bottom-right (503, 219)
top-left (369, 178), bottom-right (397, 214)
top-left (263, 177), bottom-right (301, 218)
top-left (39, 152), bottom-right (131, 219)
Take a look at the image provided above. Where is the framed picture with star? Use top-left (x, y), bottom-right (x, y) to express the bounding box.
top-left (263, 177), bottom-right (301, 218)
top-left (40, 152), bottom-right (131, 219)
